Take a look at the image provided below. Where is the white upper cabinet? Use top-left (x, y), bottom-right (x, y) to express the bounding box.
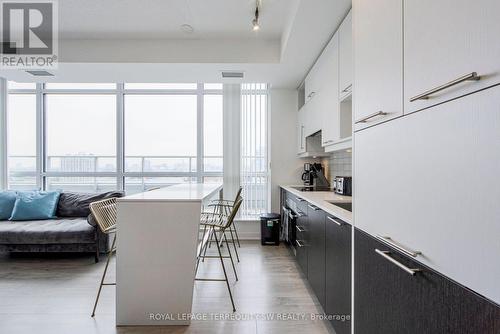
top-left (321, 34), bottom-right (340, 146)
top-left (404, 0), bottom-right (500, 114)
top-left (305, 61), bottom-right (321, 104)
top-left (353, 0), bottom-right (403, 131)
top-left (297, 107), bottom-right (307, 154)
top-left (339, 10), bottom-right (352, 98)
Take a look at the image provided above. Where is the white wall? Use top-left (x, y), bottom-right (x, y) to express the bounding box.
top-left (269, 88), bottom-right (304, 212)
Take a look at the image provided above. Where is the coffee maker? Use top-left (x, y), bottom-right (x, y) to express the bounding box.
top-left (301, 163), bottom-right (330, 188)
top-left (301, 163), bottom-right (314, 186)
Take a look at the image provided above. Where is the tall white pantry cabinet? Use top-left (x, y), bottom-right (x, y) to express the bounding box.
top-left (354, 0), bottom-right (500, 307)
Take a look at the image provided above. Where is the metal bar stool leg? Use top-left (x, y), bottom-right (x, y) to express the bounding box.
top-left (214, 231), bottom-right (236, 312)
top-left (202, 228), bottom-right (214, 262)
top-left (196, 227), bottom-right (213, 275)
top-left (223, 231), bottom-right (238, 281)
top-left (232, 221), bottom-right (241, 247)
top-left (228, 225), bottom-right (240, 262)
top-left (91, 234), bottom-right (116, 317)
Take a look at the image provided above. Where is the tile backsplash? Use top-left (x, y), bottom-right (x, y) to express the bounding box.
top-left (322, 150), bottom-right (352, 184)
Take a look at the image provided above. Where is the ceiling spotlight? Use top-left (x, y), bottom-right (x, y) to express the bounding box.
top-left (252, 1), bottom-right (260, 31)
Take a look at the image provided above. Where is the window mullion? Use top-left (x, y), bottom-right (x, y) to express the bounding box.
top-left (197, 83), bottom-right (203, 183)
top-left (36, 83), bottom-right (44, 190)
top-left (117, 83), bottom-right (125, 191)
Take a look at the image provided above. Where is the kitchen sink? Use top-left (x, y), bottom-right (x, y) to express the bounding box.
top-left (327, 201), bottom-right (352, 212)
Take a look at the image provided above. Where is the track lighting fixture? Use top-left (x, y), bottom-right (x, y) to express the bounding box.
top-left (252, 1), bottom-right (260, 31)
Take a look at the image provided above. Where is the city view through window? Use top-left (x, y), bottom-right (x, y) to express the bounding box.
top-left (7, 83), bottom-right (223, 194)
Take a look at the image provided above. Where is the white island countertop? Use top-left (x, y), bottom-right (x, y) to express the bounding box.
top-left (116, 183), bottom-right (222, 326)
top-left (118, 183), bottom-right (222, 202)
top-left (281, 185), bottom-right (353, 224)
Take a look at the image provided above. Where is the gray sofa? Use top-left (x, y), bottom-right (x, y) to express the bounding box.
top-left (0, 191), bottom-right (123, 262)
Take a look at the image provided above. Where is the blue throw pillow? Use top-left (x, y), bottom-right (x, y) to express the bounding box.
top-left (10, 191), bottom-right (61, 221)
top-left (0, 191), bottom-right (17, 220)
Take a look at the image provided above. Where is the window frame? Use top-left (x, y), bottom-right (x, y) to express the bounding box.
top-left (6, 82), bottom-right (224, 192)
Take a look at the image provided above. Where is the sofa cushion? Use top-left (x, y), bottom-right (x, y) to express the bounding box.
top-left (56, 191), bottom-right (124, 218)
top-left (0, 218), bottom-right (96, 244)
top-left (10, 191), bottom-right (61, 221)
top-left (0, 191), bottom-right (17, 220)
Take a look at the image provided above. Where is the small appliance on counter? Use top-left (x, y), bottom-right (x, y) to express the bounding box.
top-left (301, 163), bottom-right (330, 190)
top-left (334, 176), bottom-right (352, 196)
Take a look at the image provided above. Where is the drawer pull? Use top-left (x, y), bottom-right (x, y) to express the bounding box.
top-left (296, 197), bottom-right (305, 202)
top-left (410, 72), bottom-right (480, 102)
top-left (376, 235), bottom-right (421, 258)
top-left (308, 204), bottom-right (320, 211)
top-left (342, 84), bottom-right (353, 93)
top-left (327, 216), bottom-right (343, 226)
top-left (355, 111), bottom-right (388, 124)
top-left (296, 240), bottom-right (305, 248)
top-left (296, 226), bottom-right (305, 232)
top-left (375, 249), bottom-right (421, 276)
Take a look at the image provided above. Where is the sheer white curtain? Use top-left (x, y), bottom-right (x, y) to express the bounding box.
top-left (240, 84), bottom-right (269, 219)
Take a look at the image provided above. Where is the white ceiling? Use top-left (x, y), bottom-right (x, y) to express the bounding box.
top-left (58, 0), bottom-right (290, 40)
top-left (0, 0), bottom-right (352, 88)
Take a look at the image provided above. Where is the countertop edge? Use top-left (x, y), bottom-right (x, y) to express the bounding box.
top-left (280, 185), bottom-right (353, 224)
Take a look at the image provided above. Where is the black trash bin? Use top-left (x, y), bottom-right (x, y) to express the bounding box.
top-left (260, 213), bottom-right (280, 246)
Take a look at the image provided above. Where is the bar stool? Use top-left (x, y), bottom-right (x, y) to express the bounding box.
top-left (89, 197), bottom-right (117, 317)
top-left (195, 198), bottom-right (243, 312)
top-left (210, 187), bottom-right (242, 248)
top-left (202, 187), bottom-right (243, 263)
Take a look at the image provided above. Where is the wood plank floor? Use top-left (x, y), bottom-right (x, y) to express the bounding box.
top-left (0, 241), bottom-right (334, 334)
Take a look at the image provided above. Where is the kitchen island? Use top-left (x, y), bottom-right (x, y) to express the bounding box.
top-left (116, 183), bottom-right (222, 326)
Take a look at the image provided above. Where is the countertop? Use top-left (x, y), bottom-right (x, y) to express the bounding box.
top-left (281, 185), bottom-right (353, 224)
top-left (118, 183), bottom-right (222, 202)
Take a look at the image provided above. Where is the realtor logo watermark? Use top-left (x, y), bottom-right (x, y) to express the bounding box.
top-left (0, 0), bottom-right (58, 69)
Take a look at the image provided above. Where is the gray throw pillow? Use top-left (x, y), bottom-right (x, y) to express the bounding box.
top-left (56, 191), bottom-right (124, 218)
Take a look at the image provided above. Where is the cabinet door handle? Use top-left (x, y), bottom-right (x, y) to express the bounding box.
top-left (376, 235), bottom-right (421, 258)
top-left (410, 72), bottom-right (480, 102)
top-left (355, 111), bottom-right (388, 124)
top-left (296, 240), bottom-right (305, 248)
top-left (308, 204), bottom-right (320, 211)
top-left (323, 139), bottom-right (334, 144)
top-left (342, 84), bottom-right (352, 93)
top-left (375, 249), bottom-right (421, 276)
top-left (296, 226), bottom-right (305, 232)
top-left (300, 125), bottom-right (305, 149)
top-left (327, 216), bottom-right (343, 226)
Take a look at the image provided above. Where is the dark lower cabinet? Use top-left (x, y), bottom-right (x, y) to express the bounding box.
top-left (325, 215), bottom-right (352, 334)
top-left (295, 204), bottom-right (308, 276)
top-left (354, 228), bottom-right (500, 334)
top-left (307, 204), bottom-right (326, 308)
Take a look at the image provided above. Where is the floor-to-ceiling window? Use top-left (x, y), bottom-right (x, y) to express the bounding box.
top-left (6, 82), bottom-right (37, 190)
top-left (6, 82), bottom-right (223, 193)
